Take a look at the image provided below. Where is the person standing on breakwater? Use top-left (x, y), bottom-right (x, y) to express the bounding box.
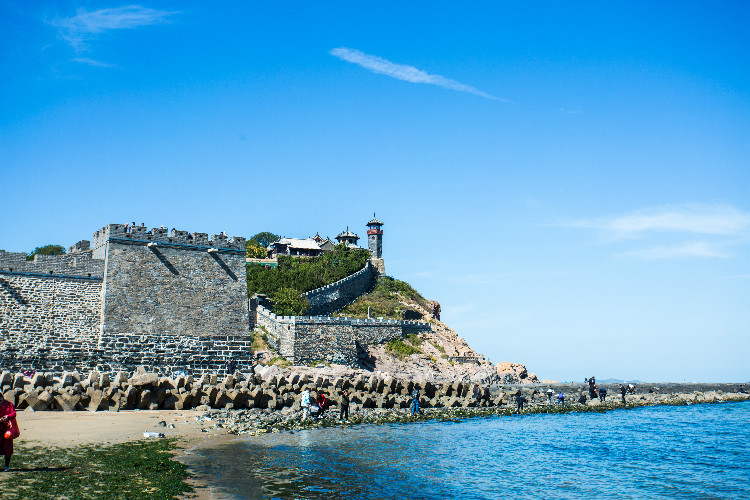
top-left (339, 390), bottom-right (350, 421)
top-left (411, 387), bottom-right (420, 415)
top-left (483, 386), bottom-right (491, 407)
top-left (316, 393), bottom-right (329, 416)
top-left (599, 387), bottom-right (607, 402)
top-left (0, 393), bottom-right (18, 472)
top-left (586, 376), bottom-right (597, 399)
top-left (473, 385), bottom-right (482, 406)
top-left (515, 392), bottom-right (527, 412)
top-left (620, 384), bottom-right (627, 404)
top-left (546, 388), bottom-right (554, 404)
top-left (300, 386), bottom-right (311, 420)
top-left (557, 391), bottom-right (565, 406)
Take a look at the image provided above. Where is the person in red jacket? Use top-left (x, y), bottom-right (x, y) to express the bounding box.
top-left (0, 392), bottom-right (17, 472)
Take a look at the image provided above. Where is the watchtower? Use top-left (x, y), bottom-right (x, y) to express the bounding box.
top-left (335, 227), bottom-right (360, 247)
top-left (366, 215), bottom-right (383, 258)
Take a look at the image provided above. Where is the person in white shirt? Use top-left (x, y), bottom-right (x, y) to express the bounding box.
top-left (300, 387), bottom-right (310, 420)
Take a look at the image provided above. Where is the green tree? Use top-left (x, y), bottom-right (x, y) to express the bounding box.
top-left (271, 288), bottom-right (309, 316)
top-left (249, 231), bottom-right (280, 249)
top-left (245, 242), bottom-right (268, 259)
top-left (27, 244), bottom-right (65, 261)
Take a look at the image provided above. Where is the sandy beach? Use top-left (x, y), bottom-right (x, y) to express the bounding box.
top-left (12, 409), bottom-right (236, 499)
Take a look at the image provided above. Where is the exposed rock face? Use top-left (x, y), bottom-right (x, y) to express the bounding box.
top-left (495, 362), bottom-right (539, 384)
top-left (345, 293), bottom-right (507, 385)
top-left (428, 300), bottom-right (441, 320)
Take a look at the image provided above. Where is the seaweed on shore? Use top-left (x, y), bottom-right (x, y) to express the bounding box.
top-left (0, 438), bottom-right (193, 500)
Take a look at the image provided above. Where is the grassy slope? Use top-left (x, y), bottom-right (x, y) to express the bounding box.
top-left (335, 276), bottom-right (429, 320)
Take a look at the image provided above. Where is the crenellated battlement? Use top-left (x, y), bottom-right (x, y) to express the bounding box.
top-left (254, 303), bottom-right (429, 366)
top-left (92, 224), bottom-right (246, 251)
top-left (0, 249), bottom-right (104, 278)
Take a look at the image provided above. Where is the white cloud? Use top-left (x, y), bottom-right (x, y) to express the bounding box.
top-left (50, 5), bottom-right (177, 49)
top-left (71, 57), bottom-right (116, 68)
top-left (567, 204), bottom-right (750, 240)
top-left (330, 47), bottom-right (504, 101)
top-left (617, 242), bottom-right (727, 260)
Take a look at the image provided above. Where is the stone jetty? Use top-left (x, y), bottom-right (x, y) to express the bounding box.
top-left (2, 367), bottom-right (747, 418)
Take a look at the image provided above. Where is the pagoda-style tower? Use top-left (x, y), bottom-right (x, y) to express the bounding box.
top-left (366, 214), bottom-right (383, 259)
top-left (335, 227), bottom-right (360, 247)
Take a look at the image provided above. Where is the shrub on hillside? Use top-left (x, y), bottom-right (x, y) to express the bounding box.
top-left (386, 339), bottom-right (422, 359)
top-left (247, 246), bottom-right (369, 314)
top-left (335, 276), bottom-right (429, 320)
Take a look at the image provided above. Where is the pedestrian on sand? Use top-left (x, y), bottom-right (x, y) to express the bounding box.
top-left (300, 386), bottom-right (310, 420)
top-left (410, 387), bottom-right (420, 415)
top-left (339, 390), bottom-right (350, 421)
top-left (0, 393), bottom-right (18, 472)
top-left (483, 385), bottom-right (491, 407)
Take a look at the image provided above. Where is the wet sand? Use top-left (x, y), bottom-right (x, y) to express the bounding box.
top-left (16, 409), bottom-right (233, 499)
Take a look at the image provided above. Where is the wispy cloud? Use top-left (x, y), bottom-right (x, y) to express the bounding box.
top-left (50, 5), bottom-right (177, 49)
top-left (330, 47), bottom-right (504, 101)
top-left (566, 204), bottom-right (750, 240)
top-left (71, 57), bottom-right (116, 68)
top-left (617, 242), bottom-right (727, 260)
top-left (566, 204), bottom-right (749, 260)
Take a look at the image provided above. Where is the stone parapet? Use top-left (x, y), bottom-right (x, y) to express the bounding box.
top-left (0, 250), bottom-right (104, 278)
top-left (92, 224), bottom-right (246, 254)
top-left (255, 305), bottom-right (429, 367)
top-left (303, 260), bottom-right (377, 315)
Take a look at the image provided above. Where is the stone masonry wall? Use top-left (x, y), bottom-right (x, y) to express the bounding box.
top-left (255, 305), bottom-right (429, 366)
top-left (303, 260), bottom-right (377, 315)
top-left (98, 225), bottom-right (249, 338)
top-left (0, 249), bottom-right (104, 278)
top-left (0, 272), bottom-right (102, 372)
top-left (96, 333), bottom-right (253, 375)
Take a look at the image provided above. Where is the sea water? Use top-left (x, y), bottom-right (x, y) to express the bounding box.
top-left (190, 401), bottom-right (750, 499)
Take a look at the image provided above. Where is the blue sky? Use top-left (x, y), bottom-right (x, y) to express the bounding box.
top-left (1, 1), bottom-right (748, 382)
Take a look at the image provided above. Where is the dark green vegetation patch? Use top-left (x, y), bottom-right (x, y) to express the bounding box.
top-left (336, 276), bottom-right (429, 320)
top-left (26, 244), bottom-right (66, 261)
top-left (2, 439), bottom-right (192, 500)
top-left (247, 246), bottom-right (370, 315)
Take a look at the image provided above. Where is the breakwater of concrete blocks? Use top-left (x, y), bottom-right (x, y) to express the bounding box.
top-left (1, 369), bottom-right (506, 413)
top-left (3, 369), bottom-right (748, 414)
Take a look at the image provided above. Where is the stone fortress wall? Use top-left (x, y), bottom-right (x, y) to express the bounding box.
top-left (302, 260), bottom-right (379, 316)
top-left (254, 304), bottom-right (429, 366)
top-left (1, 224), bottom-right (254, 375)
top-left (1, 218), bottom-right (428, 374)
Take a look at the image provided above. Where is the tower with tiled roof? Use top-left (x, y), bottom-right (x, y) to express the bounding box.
top-left (366, 214), bottom-right (383, 259)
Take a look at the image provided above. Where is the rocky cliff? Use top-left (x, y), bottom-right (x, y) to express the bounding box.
top-left (277, 283), bottom-right (538, 385)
